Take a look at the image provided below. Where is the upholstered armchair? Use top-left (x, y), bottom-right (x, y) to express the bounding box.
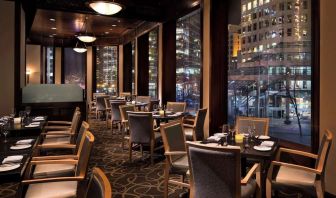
top-left (166, 102), bottom-right (186, 113)
top-left (109, 100), bottom-right (126, 133)
top-left (119, 104), bottom-right (136, 149)
top-left (235, 116), bottom-right (270, 136)
top-left (183, 108), bottom-right (207, 141)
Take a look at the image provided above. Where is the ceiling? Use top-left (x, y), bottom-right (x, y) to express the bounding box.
top-left (24, 0), bottom-right (201, 46)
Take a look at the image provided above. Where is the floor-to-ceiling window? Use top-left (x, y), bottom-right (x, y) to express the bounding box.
top-left (63, 48), bottom-right (86, 90)
top-left (45, 47), bottom-right (54, 84)
top-left (149, 28), bottom-right (159, 99)
top-left (227, 0), bottom-right (312, 146)
top-left (131, 41), bottom-right (136, 95)
top-left (95, 46), bottom-right (118, 95)
top-left (176, 9), bottom-right (202, 113)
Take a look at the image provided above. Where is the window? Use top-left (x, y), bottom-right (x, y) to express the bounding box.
top-left (228, 0), bottom-right (312, 146)
top-left (148, 28), bottom-right (159, 99)
top-left (63, 48), bottom-right (86, 89)
top-left (259, 0), bottom-right (263, 6)
top-left (176, 10), bottom-right (201, 113)
top-left (95, 46), bottom-right (118, 95)
top-left (248, 2), bottom-right (252, 10)
top-left (45, 47), bottom-right (54, 84)
top-left (131, 41), bottom-right (136, 95)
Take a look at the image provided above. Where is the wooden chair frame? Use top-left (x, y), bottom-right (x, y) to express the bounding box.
top-left (86, 167), bottom-right (112, 198)
top-left (183, 108), bottom-right (207, 141)
top-left (119, 105), bottom-right (136, 149)
top-left (235, 116), bottom-right (270, 136)
top-left (166, 102), bottom-right (187, 113)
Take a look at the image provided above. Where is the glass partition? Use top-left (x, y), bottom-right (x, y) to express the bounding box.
top-left (63, 48), bottom-right (86, 89)
top-left (149, 28), bottom-right (159, 99)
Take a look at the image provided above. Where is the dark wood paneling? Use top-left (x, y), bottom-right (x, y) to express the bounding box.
top-left (137, 33), bottom-right (149, 96)
top-left (123, 42), bottom-right (133, 92)
top-left (162, 20), bottom-right (177, 105)
top-left (92, 46), bottom-right (97, 95)
top-left (209, 0), bottom-right (229, 134)
top-left (14, 0), bottom-right (22, 110)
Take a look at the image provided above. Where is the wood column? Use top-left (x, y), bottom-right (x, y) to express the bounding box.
top-left (161, 20), bottom-right (176, 105)
top-left (137, 33), bottom-right (149, 96)
top-left (123, 42), bottom-right (133, 92)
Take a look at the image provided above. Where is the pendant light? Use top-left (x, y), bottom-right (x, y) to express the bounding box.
top-left (73, 41), bottom-right (87, 53)
top-left (77, 17), bottom-right (96, 43)
top-left (88, 0), bottom-right (123, 15)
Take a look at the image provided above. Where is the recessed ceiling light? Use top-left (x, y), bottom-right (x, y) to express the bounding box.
top-left (49, 18), bottom-right (56, 21)
top-left (105, 32), bottom-right (109, 34)
top-left (51, 27), bottom-right (57, 30)
top-left (117, 20), bottom-right (121, 22)
top-left (49, 35), bottom-right (54, 37)
top-left (52, 33), bottom-right (57, 36)
top-left (109, 28), bottom-right (113, 30)
top-left (112, 24), bottom-right (117, 27)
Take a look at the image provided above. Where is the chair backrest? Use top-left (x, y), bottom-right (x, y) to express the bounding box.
top-left (119, 105), bottom-right (136, 122)
top-left (187, 142), bottom-right (241, 198)
top-left (149, 99), bottom-right (160, 112)
top-left (235, 116), bottom-right (269, 136)
top-left (76, 131), bottom-right (95, 178)
top-left (86, 168), bottom-right (112, 198)
top-left (193, 108), bottom-right (208, 141)
top-left (315, 130), bottom-right (333, 174)
top-left (167, 102), bottom-right (186, 113)
top-left (128, 112), bottom-right (153, 144)
top-left (120, 92), bottom-right (131, 97)
top-left (111, 100), bottom-right (126, 121)
top-left (104, 97), bottom-right (111, 109)
top-left (136, 96), bottom-right (151, 104)
top-left (74, 121), bottom-right (90, 153)
top-left (93, 93), bottom-right (106, 101)
top-left (160, 120), bottom-right (186, 163)
top-left (70, 111), bottom-right (81, 134)
top-left (96, 96), bottom-right (110, 111)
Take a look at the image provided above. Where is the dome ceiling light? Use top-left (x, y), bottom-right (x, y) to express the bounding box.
top-left (88, 0), bottom-right (123, 15)
top-left (77, 16), bottom-right (96, 43)
top-left (73, 41), bottom-right (87, 53)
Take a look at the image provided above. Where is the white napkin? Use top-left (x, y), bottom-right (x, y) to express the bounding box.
top-left (25, 123), bottom-right (39, 127)
top-left (10, 144), bottom-right (31, 150)
top-left (33, 117), bottom-right (44, 121)
top-left (214, 133), bottom-right (226, 138)
top-left (2, 155), bottom-right (23, 164)
top-left (260, 141), bottom-right (275, 147)
top-left (30, 122), bottom-right (40, 125)
top-left (207, 136), bottom-right (221, 141)
top-left (0, 164), bottom-right (20, 172)
top-left (16, 139), bottom-right (34, 145)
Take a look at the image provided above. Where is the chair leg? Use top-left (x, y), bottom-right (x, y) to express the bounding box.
top-left (150, 140), bottom-right (154, 165)
top-left (266, 177), bottom-right (272, 198)
top-left (316, 180), bottom-right (324, 198)
top-left (129, 142), bottom-right (132, 163)
top-left (164, 159), bottom-right (170, 198)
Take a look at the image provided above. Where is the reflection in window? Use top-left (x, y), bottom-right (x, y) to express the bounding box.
top-left (131, 41), bottom-right (136, 95)
top-left (45, 47), bottom-right (54, 84)
top-left (63, 48), bottom-right (86, 89)
top-left (176, 10), bottom-right (201, 113)
top-left (96, 46), bottom-right (118, 95)
top-left (228, 0), bottom-right (312, 145)
top-left (149, 28), bottom-right (159, 99)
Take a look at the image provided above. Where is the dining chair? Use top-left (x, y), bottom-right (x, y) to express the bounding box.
top-left (110, 100), bottom-right (126, 133)
top-left (29, 130), bottom-right (94, 179)
top-left (119, 104), bottom-right (136, 149)
top-left (166, 102), bottom-right (187, 113)
top-left (183, 108), bottom-right (207, 141)
top-left (136, 96), bottom-right (151, 111)
top-left (44, 107), bottom-right (80, 130)
top-left (88, 101), bottom-right (97, 119)
top-left (21, 131), bottom-right (95, 198)
top-left (104, 97), bottom-right (112, 128)
top-left (96, 95), bottom-right (110, 120)
top-left (36, 121), bottom-right (89, 154)
top-left (266, 130), bottom-right (333, 198)
top-left (119, 92), bottom-right (131, 98)
top-left (149, 99), bottom-right (160, 112)
top-left (186, 142), bottom-right (261, 198)
top-left (93, 93), bottom-right (106, 101)
top-left (160, 120), bottom-right (190, 198)
top-left (235, 116), bottom-right (270, 136)
top-left (21, 167), bottom-right (109, 198)
top-left (128, 112), bottom-right (163, 165)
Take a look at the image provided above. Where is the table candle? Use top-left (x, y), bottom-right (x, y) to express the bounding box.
top-left (14, 117), bottom-right (21, 124)
top-left (159, 110), bottom-right (165, 117)
top-left (235, 134), bottom-right (244, 143)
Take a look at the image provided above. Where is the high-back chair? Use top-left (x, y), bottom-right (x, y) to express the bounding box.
top-left (119, 92), bottom-right (131, 98)
top-left (136, 96), bottom-right (151, 111)
top-left (85, 168), bottom-right (112, 198)
top-left (186, 142), bottom-right (260, 198)
top-left (110, 100), bottom-right (126, 132)
top-left (235, 116), bottom-right (270, 136)
top-left (149, 99), bottom-right (160, 112)
top-left (119, 105), bottom-right (136, 149)
top-left (128, 112), bottom-right (162, 165)
top-left (96, 95), bottom-right (110, 119)
top-left (45, 108), bottom-right (80, 131)
top-left (104, 97), bottom-right (112, 127)
top-left (266, 130), bottom-right (333, 198)
top-left (183, 108), bottom-right (207, 141)
top-left (93, 93), bottom-right (106, 101)
top-left (22, 131), bottom-right (95, 198)
top-left (166, 102), bottom-right (186, 113)
top-left (160, 120), bottom-right (189, 198)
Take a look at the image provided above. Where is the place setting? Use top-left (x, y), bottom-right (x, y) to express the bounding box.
top-left (9, 139), bottom-right (34, 150)
top-left (0, 155), bottom-right (23, 172)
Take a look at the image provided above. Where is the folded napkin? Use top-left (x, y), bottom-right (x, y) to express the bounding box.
top-left (207, 136), bottom-right (221, 142)
top-left (214, 133), bottom-right (226, 138)
top-left (10, 144), bottom-right (31, 150)
top-left (25, 123), bottom-right (39, 128)
top-left (0, 163), bottom-right (20, 172)
top-left (30, 122), bottom-right (40, 125)
top-left (260, 141), bottom-right (275, 147)
top-left (2, 155), bottom-right (23, 164)
top-left (33, 117), bottom-right (44, 121)
top-left (16, 139), bottom-right (34, 145)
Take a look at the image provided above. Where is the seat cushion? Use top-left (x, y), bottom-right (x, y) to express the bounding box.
top-left (275, 166), bottom-right (316, 187)
top-left (171, 155), bottom-right (189, 174)
top-left (241, 179), bottom-right (257, 198)
top-left (25, 181), bottom-right (78, 198)
top-left (154, 132), bottom-right (162, 141)
top-left (43, 136), bottom-right (71, 145)
top-left (184, 128), bottom-right (193, 141)
top-left (33, 164), bottom-right (75, 178)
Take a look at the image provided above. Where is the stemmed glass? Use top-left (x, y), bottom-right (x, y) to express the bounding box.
top-left (25, 106), bottom-right (31, 119)
top-left (1, 120), bottom-right (9, 143)
top-left (229, 125), bottom-right (236, 141)
top-left (221, 124), bottom-right (229, 146)
top-left (9, 108), bottom-right (16, 120)
top-left (19, 111), bottom-right (25, 124)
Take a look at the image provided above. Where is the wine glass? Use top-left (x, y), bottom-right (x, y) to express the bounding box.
top-left (1, 120), bottom-right (9, 143)
top-left (221, 124), bottom-right (229, 146)
top-left (9, 108), bottom-right (16, 120)
top-left (19, 111), bottom-right (25, 124)
top-left (25, 106), bottom-right (31, 119)
top-left (229, 125), bottom-right (236, 141)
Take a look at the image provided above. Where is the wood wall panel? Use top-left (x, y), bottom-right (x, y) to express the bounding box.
top-left (137, 33), bottom-right (149, 96)
top-left (123, 42), bottom-right (133, 92)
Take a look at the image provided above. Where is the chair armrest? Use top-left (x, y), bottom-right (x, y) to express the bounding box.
top-left (21, 176), bottom-right (85, 185)
top-left (36, 144), bottom-right (76, 150)
top-left (241, 163), bottom-right (260, 185)
top-left (165, 151), bottom-right (187, 156)
top-left (153, 127), bottom-right (160, 132)
top-left (270, 161), bottom-right (321, 175)
top-left (41, 131), bottom-right (72, 136)
top-left (183, 124), bottom-right (194, 128)
top-left (32, 155), bottom-right (78, 161)
top-left (47, 121), bottom-right (72, 125)
top-left (184, 118), bottom-right (195, 124)
top-left (276, 147), bottom-right (318, 161)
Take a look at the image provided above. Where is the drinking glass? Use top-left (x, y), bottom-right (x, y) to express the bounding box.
top-left (9, 108), bottom-right (16, 119)
top-left (1, 120), bottom-right (9, 143)
top-left (243, 133), bottom-right (250, 148)
top-left (25, 106), bottom-right (31, 119)
top-left (19, 111), bottom-right (25, 124)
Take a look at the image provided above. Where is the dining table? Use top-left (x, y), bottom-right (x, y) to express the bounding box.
top-left (7, 116), bottom-right (47, 137)
top-left (152, 111), bottom-right (185, 126)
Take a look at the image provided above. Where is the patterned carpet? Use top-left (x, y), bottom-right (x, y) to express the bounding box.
top-left (0, 119), bottom-right (185, 198)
